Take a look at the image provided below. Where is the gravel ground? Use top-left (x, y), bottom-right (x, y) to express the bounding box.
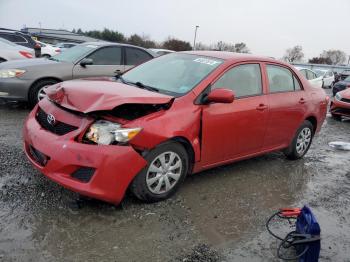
top-left (0, 94), bottom-right (349, 262)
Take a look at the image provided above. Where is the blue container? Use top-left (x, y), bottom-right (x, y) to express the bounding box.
top-left (295, 206), bottom-right (321, 262)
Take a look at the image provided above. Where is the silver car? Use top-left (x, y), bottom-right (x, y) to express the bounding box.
top-left (0, 42), bottom-right (155, 106)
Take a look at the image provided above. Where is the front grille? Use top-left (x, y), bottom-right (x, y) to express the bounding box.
top-left (36, 108), bottom-right (78, 136)
top-left (341, 97), bottom-right (350, 103)
top-left (29, 145), bottom-right (49, 166)
top-left (71, 167), bottom-right (95, 183)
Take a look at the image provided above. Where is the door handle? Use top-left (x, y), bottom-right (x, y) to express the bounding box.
top-left (256, 104), bottom-right (268, 111)
top-left (299, 98), bottom-right (306, 104)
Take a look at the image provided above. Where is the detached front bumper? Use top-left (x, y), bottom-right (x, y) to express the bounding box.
top-left (23, 101), bottom-right (148, 204)
top-left (330, 99), bottom-right (350, 117)
top-left (0, 78), bottom-right (32, 101)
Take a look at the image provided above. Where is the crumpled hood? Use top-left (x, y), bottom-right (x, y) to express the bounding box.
top-left (45, 78), bottom-right (173, 113)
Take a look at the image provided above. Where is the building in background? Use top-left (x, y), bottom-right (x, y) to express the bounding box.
top-left (21, 27), bottom-right (100, 45)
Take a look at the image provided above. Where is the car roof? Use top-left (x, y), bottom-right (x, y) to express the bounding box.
top-left (181, 51), bottom-right (284, 64)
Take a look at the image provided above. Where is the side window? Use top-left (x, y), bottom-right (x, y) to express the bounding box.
top-left (87, 47), bottom-right (122, 65)
top-left (0, 33), bottom-right (15, 42)
top-left (293, 76), bottom-right (301, 90)
top-left (13, 35), bottom-right (27, 43)
top-left (266, 65), bottom-right (294, 92)
top-left (306, 70), bottom-right (315, 80)
top-left (299, 69), bottom-right (307, 78)
top-left (125, 48), bottom-right (152, 66)
top-left (212, 64), bottom-right (262, 97)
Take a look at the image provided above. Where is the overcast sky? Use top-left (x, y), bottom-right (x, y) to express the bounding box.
top-left (1, 0), bottom-right (349, 60)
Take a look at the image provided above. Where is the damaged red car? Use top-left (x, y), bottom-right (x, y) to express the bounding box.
top-left (330, 88), bottom-right (350, 120)
top-left (23, 52), bottom-right (328, 204)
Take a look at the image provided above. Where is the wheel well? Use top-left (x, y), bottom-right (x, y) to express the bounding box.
top-left (305, 116), bottom-right (317, 133)
top-left (28, 77), bottom-right (62, 99)
top-left (171, 137), bottom-right (195, 174)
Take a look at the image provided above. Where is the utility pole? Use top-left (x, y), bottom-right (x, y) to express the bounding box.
top-left (193, 25), bottom-right (199, 50)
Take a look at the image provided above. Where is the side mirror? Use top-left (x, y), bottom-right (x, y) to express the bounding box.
top-left (206, 88), bottom-right (235, 104)
top-left (80, 58), bottom-right (93, 67)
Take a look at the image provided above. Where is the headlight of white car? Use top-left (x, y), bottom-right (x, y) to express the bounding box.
top-left (0, 69), bottom-right (26, 78)
top-left (335, 92), bottom-right (342, 101)
top-left (85, 120), bottom-right (142, 145)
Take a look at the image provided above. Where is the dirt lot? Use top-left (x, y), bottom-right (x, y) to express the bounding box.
top-left (0, 94), bottom-right (349, 262)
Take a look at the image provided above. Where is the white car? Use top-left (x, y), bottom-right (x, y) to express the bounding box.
top-left (0, 37), bottom-right (34, 63)
top-left (149, 48), bottom-right (175, 56)
top-left (296, 67), bottom-right (323, 88)
top-left (54, 42), bottom-right (77, 52)
top-left (36, 40), bottom-right (60, 58)
top-left (314, 69), bottom-right (334, 88)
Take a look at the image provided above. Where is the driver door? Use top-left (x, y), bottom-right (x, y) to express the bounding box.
top-left (72, 46), bottom-right (124, 78)
top-left (200, 63), bottom-right (268, 167)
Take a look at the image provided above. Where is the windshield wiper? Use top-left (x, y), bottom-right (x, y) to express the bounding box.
top-left (134, 81), bottom-right (159, 92)
top-left (48, 57), bottom-right (59, 62)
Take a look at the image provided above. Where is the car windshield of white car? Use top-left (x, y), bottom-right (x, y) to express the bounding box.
top-left (122, 53), bottom-right (223, 96)
top-left (50, 44), bottom-right (96, 63)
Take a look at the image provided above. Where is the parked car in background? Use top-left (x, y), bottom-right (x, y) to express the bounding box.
top-left (0, 37), bottom-right (34, 62)
top-left (0, 42), bottom-right (155, 106)
top-left (332, 75), bottom-right (350, 96)
top-left (0, 28), bottom-right (40, 53)
top-left (330, 88), bottom-right (350, 120)
top-left (339, 69), bottom-right (350, 81)
top-left (296, 67), bottom-right (323, 88)
top-left (23, 52), bottom-right (328, 204)
top-left (149, 48), bottom-right (175, 56)
top-left (54, 42), bottom-right (77, 51)
top-left (314, 69), bottom-right (335, 88)
top-left (36, 40), bottom-right (61, 57)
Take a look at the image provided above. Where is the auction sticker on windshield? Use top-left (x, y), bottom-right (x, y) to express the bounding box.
top-left (193, 58), bottom-right (221, 66)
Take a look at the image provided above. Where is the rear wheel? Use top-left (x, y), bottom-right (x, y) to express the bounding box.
top-left (28, 79), bottom-right (58, 107)
top-left (284, 120), bottom-right (314, 160)
top-left (130, 141), bottom-right (188, 202)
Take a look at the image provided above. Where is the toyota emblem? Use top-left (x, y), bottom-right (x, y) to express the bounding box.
top-left (47, 114), bottom-right (56, 125)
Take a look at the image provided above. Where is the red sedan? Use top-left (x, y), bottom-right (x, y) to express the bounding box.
top-left (330, 88), bottom-right (350, 120)
top-left (23, 52), bottom-right (328, 204)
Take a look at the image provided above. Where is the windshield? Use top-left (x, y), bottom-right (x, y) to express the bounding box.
top-left (344, 76), bottom-right (350, 82)
top-left (122, 53), bottom-right (223, 95)
top-left (50, 44), bottom-right (97, 63)
top-left (314, 69), bottom-right (325, 76)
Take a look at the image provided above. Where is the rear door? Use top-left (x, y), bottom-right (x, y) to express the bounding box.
top-left (124, 47), bottom-right (154, 71)
top-left (263, 64), bottom-right (307, 150)
top-left (201, 63), bottom-right (269, 166)
top-left (72, 46), bottom-right (124, 78)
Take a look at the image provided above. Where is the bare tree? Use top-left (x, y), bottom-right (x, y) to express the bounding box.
top-left (234, 42), bottom-right (250, 53)
top-left (283, 45), bottom-right (304, 62)
top-left (320, 50), bottom-right (347, 65)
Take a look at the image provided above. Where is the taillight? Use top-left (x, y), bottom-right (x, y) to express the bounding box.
top-left (19, 51), bottom-right (33, 58)
top-left (55, 49), bottom-right (61, 52)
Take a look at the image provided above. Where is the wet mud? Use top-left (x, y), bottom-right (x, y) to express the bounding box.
top-left (0, 96), bottom-right (349, 261)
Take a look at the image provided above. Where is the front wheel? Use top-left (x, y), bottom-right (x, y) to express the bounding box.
top-left (284, 120), bottom-right (314, 160)
top-left (28, 79), bottom-right (58, 108)
top-left (130, 141), bottom-right (189, 203)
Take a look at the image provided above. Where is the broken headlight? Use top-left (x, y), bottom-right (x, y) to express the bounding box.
top-left (85, 120), bottom-right (142, 145)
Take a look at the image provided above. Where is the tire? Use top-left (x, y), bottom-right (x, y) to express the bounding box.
top-left (28, 79), bottom-right (58, 108)
top-left (331, 114), bottom-right (342, 121)
top-left (284, 120), bottom-right (314, 160)
top-left (130, 141), bottom-right (189, 203)
top-left (42, 54), bottom-right (51, 58)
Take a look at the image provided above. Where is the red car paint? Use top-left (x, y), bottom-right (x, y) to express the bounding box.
top-left (330, 88), bottom-right (350, 117)
top-left (23, 52), bottom-right (328, 204)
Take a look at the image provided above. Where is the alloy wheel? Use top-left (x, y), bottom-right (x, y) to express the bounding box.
top-left (296, 127), bottom-right (312, 155)
top-left (37, 87), bottom-right (47, 102)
